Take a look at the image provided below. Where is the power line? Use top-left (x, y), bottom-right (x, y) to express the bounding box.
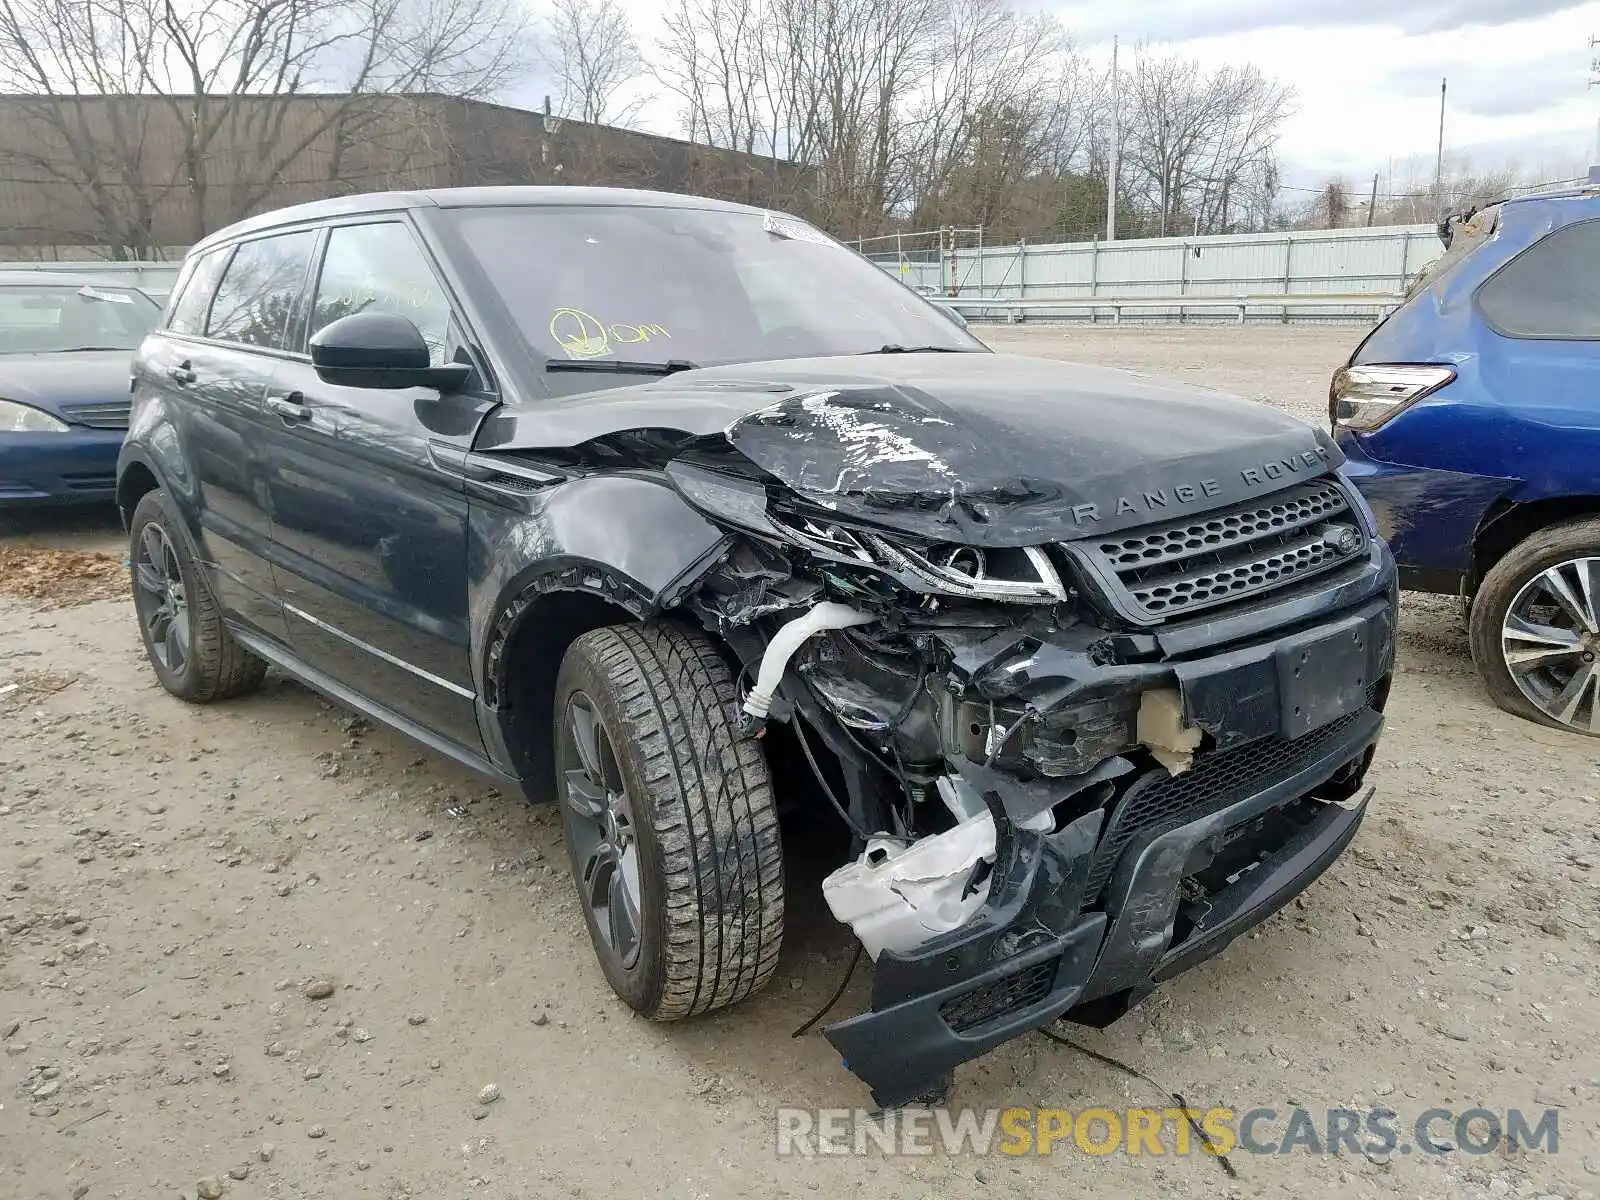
top-left (1275, 177), bottom-right (1586, 200)
top-left (1586, 36), bottom-right (1597, 164)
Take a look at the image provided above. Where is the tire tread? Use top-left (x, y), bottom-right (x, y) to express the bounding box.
top-left (567, 622), bottom-right (783, 1019)
top-left (130, 490), bottom-right (266, 704)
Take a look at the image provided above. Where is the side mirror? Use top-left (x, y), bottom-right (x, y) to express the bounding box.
top-left (309, 311), bottom-right (470, 392)
top-left (933, 301), bottom-right (969, 329)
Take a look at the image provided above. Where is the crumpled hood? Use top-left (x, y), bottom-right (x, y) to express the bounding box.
top-left (477, 353), bottom-right (1343, 545)
top-left (0, 352), bottom-right (133, 421)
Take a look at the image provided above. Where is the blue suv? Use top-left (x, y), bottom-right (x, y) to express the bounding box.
top-left (1334, 176), bottom-right (1600, 737)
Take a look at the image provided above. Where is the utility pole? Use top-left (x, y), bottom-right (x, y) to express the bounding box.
top-left (1590, 37), bottom-right (1599, 163)
top-left (1107, 35), bottom-right (1119, 242)
top-left (1433, 78), bottom-right (1447, 222)
top-left (1367, 173), bottom-right (1378, 226)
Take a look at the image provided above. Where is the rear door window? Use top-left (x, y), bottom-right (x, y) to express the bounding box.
top-left (1477, 218), bottom-right (1600, 340)
top-left (205, 231), bottom-right (319, 350)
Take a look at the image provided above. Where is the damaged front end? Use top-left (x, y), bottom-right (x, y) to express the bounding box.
top-left (659, 435), bottom-right (1396, 1107)
top-left (476, 367), bottom-right (1398, 1106)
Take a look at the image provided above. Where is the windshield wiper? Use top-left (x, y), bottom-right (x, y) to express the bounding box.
top-left (865, 344), bottom-right (976, 354)
top-left (51, 345), bottom-right (134, 353)
top-left (546, 358), bottom-right (700, 375)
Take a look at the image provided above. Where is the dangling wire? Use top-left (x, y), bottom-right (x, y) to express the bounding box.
top-left (793, 716), bottom-right (874, 842)
top-left (1036, 1026), bottom-right (1239, 1179)
top-left (791, 942), bottom-right (864, 1038)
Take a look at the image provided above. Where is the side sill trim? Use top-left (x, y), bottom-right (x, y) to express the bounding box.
top-left (231, 627), bottom-right (519, 792)
top-left (281, 602), bottom-right (475, 699)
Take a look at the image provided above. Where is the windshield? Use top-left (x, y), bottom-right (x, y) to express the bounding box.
top-left (433, 205), bottom-right (983, 378)
top-left (0, 283), bottom-right (160, 354)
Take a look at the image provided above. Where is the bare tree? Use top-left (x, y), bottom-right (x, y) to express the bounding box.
top-left (656, 0), bottom-right (1086, 237)
top-left (902, 0), bottom-right (1086, 236)
top-left (540, 0), bottom-right (650, 126)
top-left (0, 0), bottom-right (165, 256)
top-left (0, 0), bottom-right (528, 255)
top-left (1120, 49), bottom-right (1294, 237)
top-left (657, 0), bottom-right (767, 154)
top-left (1306, 179), bottom-right (1351, 229)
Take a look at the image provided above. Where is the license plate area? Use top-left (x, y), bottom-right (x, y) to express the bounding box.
top-left (1175, 605), bottom-right (1387, 749)
top-left (1276, 620), bottom-right (1372, 738)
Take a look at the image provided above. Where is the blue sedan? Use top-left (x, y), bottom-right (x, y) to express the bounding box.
top-left (0, 272), bottom-right (162, 506)
top-left (1332, 181), bottom-right (1600, 736)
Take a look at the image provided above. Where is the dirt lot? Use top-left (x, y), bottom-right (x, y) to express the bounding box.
top-left (2, 326), bottom-right (1597, 1200)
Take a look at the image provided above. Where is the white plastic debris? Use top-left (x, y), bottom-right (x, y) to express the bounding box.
top-left (822, 809), bottom-right (996, 959)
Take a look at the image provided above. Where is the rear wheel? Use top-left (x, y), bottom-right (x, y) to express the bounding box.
top-left (129, 489), bottom-right (266, 703)
top-left (1469, 517), bottom-right (1600, 736)
top-left (553, 621), bottom-right (784, 1019)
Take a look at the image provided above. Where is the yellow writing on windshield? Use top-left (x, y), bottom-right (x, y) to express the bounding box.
top-left (549, 308), bottom-right (671, 359)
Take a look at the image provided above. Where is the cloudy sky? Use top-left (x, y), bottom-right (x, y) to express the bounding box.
top-left (584, 0), bottom-right (1600, 193)
top-left (1060, 0), bottom-right (1600, 191)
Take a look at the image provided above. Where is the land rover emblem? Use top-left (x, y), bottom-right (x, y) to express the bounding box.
top-left (1322, 524), bottom-right (1362, 554)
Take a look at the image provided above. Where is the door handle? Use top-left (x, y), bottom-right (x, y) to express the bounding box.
top-left (265, 392), bottom-right (312, 423)
top-left (169, 361), bottom-right (196, 385)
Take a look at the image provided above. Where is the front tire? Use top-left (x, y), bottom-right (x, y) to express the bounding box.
top-left (1468, 517), bottom-right (1600, 736)
top-left (553, 621), bottom-right (784, 1020)
top-left (129, 489), bottom-right (266, 703)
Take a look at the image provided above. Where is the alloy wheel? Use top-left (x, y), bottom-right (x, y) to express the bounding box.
top-left (558, 692), bottom-right (643, 969)
top-left (1500, 556), bottom-right (1600, 734)
top-left (133, 522), bottom-right (191, 676)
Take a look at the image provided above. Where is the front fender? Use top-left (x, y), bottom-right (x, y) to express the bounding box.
top-left (468, 471), bottom-right (731, 700)
top-left (118, 357), bottom-right (203, 540)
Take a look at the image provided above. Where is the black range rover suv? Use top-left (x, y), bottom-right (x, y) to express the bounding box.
top-left (117, 187), bottom-right (1397, 1106)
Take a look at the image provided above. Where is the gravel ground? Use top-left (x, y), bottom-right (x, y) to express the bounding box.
top-left (1, 325), bottom-right (1597, 1200)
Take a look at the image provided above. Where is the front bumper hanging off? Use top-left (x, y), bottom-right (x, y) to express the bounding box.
top-left (824, 600), bottom-right (1391, 1109)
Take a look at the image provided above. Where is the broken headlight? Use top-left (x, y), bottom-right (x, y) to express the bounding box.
top-left (862, 536), bottom-right (1067, 603)
top-left (665, 459), bottom-right (1069, 603)
top-left (772, 509), bottom-right (1068, 603)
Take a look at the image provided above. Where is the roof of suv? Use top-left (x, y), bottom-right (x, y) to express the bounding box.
top-left (193, 186), bottom-right (770, 255)
top-left (1487, 179), bottom-right (1600, 210)
top-left (0, 269), bottom-right (158, 288)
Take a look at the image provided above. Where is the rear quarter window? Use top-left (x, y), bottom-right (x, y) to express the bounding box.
top-left (1477, 217), bottom-right (1600, 340)
top-left (166, 249), bottom-right (229, 336)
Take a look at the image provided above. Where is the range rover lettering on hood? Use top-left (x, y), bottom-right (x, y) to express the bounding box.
top-left (1067, 443), bottom-right (1336, 526)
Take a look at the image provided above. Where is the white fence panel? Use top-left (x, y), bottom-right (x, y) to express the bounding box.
top-left (873, 225), bottom-right (1443, 321)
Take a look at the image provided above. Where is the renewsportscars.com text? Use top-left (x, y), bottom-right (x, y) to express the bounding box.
top-left (775, 1105), bottom-right (1560, 1158)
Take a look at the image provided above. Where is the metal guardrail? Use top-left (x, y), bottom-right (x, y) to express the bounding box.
top-left (944, 292), bottom-right (1406, 324)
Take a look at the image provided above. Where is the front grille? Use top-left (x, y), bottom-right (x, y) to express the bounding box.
top-left (1070, 478), bottom-right (1365, 625)
top-left (1081, 699), bottom-right (1375, 907)
top-left (60, 401), bottom-right (131, 430)
top-left (939, 959), bottom-right (1058, 1032)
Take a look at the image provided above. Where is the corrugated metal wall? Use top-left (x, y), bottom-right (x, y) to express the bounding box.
top-left (878, 225), bottom-right (1443, 303)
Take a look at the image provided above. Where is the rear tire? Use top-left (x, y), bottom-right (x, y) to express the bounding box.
top-left (553, 621), bottom-right (784, 1019)
top-left (1468, 516), bottom-right (1600, 736)
top-left (129, 489), bottom-right (267, 703)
